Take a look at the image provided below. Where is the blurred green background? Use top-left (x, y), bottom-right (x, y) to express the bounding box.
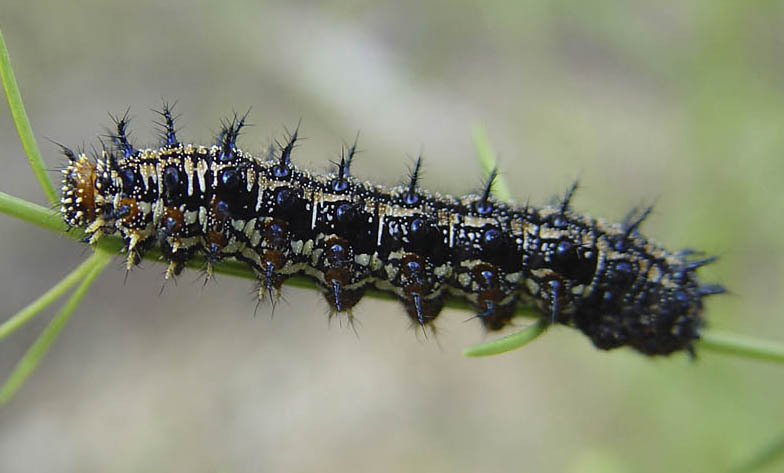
top-left (1, 1), bottom-right (783, 472)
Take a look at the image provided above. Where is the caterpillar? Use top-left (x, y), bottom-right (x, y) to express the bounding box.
top-left (59, 104), bottom-right (724, 356)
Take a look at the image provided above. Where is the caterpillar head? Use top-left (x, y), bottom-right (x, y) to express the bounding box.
top-left (60, 149), bottom-right (97, 227)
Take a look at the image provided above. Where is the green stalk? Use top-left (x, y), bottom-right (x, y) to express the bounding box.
top-left (0, 250), bottom-right (112, 405)
top-left (0, 256), bottom-right (99, 340)
top-left (463, 319), bottom-right (548, 357)
top-left (0, 29), bottom-right (57, 206)
top-left (473, 124), bottom-right (513, 201)
top-left (0, 191), bottom-right (67, 234)
top-left (0, 191), bottom-right (465, 308)
top-left (700, 331), bottom-right (784, 364)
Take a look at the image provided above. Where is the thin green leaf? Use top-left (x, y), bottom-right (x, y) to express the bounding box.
top-left (0, 191), bottom-right (68, 234)
top-left (700, 331), bottom-right (784, 364)
top-left (0, 256), bottom-right (99, 341)
top-left (0, 191), bottom-right (456, 308)
top-left (472, 124), bottom-right (512, 202)
top-left (0, 250), bottom-right (112, 405)
top-left (0, 28), bottom-right (57, 206)
top-left (463, 319), bottom-right (548, 357)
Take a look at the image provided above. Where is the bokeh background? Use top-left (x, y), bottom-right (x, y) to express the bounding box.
top-left (1, 1), bottom-right (783, 472)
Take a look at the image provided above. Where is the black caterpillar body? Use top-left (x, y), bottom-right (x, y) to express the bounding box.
top-left (59, 105), bottom-right (724, 356)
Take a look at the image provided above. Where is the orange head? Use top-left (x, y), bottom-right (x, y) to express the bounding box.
top-left (60, 149), bottom-right (97, 227)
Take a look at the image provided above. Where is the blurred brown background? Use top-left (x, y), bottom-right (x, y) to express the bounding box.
top-left (1, 1), bottom-right (783, 472)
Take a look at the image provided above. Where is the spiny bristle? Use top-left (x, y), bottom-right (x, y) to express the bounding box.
top-left (697, 284), bottom-right (726, 296)
top-left (560, 180), bottom-right (579, 214)
top-left (153, 100), bottom-right (179, 147)
top-left (622, 205), bottom-right (654, 240)
top-left (680, 256), bottom-right (719, 272)
top-left (278, 120), bottom-right (301, 166)
top-left (481, 167), bottom-right (498, 203)
top-left (108, 107), bottom-right (135, 158)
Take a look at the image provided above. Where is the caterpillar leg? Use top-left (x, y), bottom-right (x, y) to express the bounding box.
top-left (402, 292), bottom-right (444, 338)
top-left (323, 278), bottom-right (365, 332)
top-left (469, 298), bottom-right (517, 331)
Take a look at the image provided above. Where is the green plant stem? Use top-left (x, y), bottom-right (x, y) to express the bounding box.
top-left (472, 124), bottom-right (513, 202)
top-left (0, 30), bottom-right (57, 206)
top-left (0, 257), bottom-right (98, 341)
top-left (0, 191), bottom-right (467, 309)
top-left (700, 331), bottom-right (784, 363)
top-left (463, 319), bottom-right (548, 357)
top-left (0, 191), bottom-right (66, 234)
top-left (0, 249), bottom-right (112, 405)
